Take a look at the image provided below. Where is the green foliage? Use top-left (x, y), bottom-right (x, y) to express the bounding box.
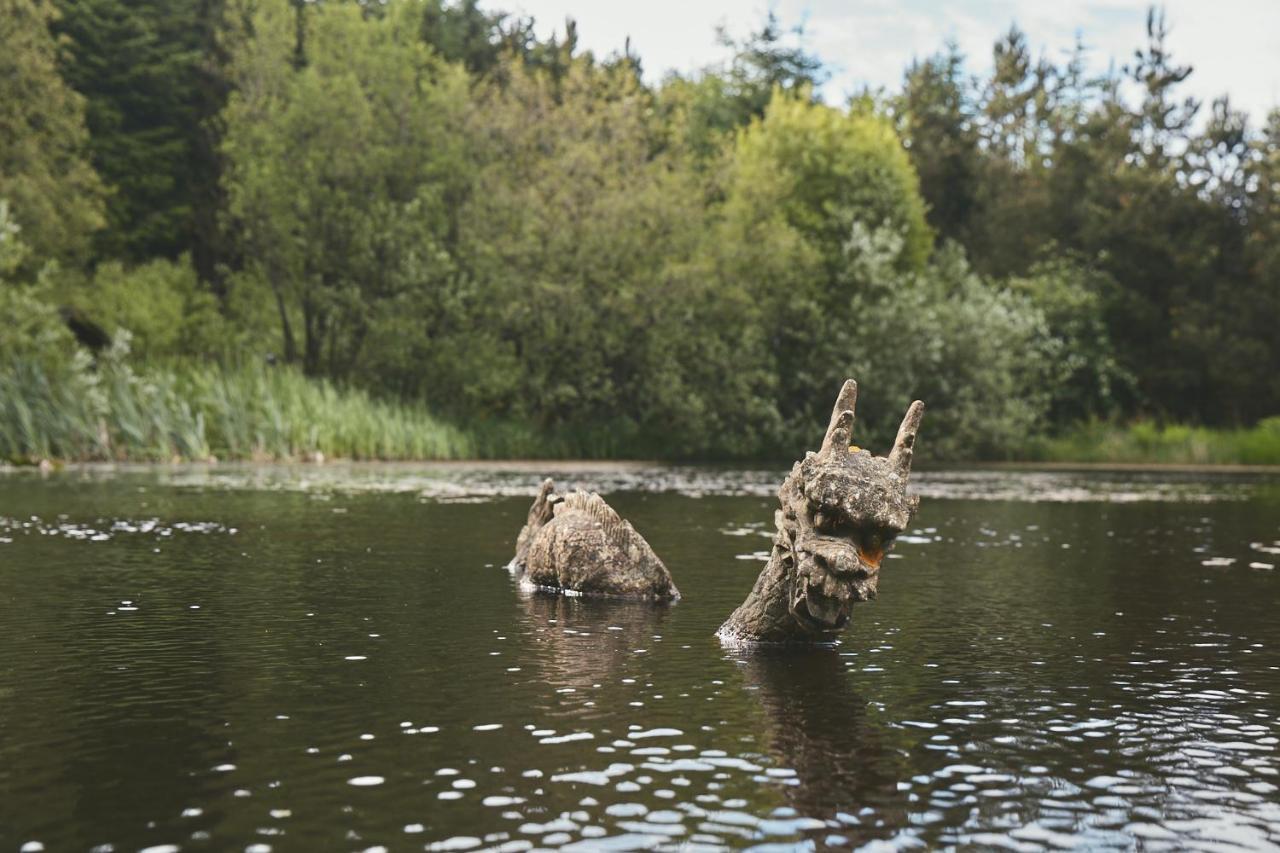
top-left (222, 0), bottom-right (471, 377)
top-left (178, 361), bottom-right (471, 462)
top-left (0, 351), bottom-right (107, 463)
top-left (2, 2), bottom-right (1277, 463)
top-left (0, 280), bottom-right (79, 374)
top-left (424, 56), bottom-right (778, 457)
top-left (1007, 257), bottom-right (1134, 423)
top-left (0, 199), bottom-right (27, 278)
top-left (808, 225), bottom-right (1060, 459)
top-left (659, 12), bottom-right (827, 158)
top-left (0, 0), bottom-right (105, 266)
top-left (717, 97), bottom-right (935, 445)
top-left (417, 0), bottom-right (515, 75)
top-left (0, 345), bottom-right (727, 464)
top-left (0, 201), bottom-right (80, 372)
top-left (714, 12), bottom-right (826, 117)
top-left (896, 17), bottom-right (1280, 424)
top-left (59, 256), bottom-right (229, 360)
top-left (726, 94), bottom-right (932, 271)
top-left (0, 352), bottom-right (477, 463)
top-left (0, 277), bottom-right (81, 373)
top-left (894, 44), bottom-right (980, 245)
top-left (1026, 419), bottom-right (1280, 466)
top-left (459, 60), bottom-right (669, 414)
top-left (51, 0), bottom-right (227, 273)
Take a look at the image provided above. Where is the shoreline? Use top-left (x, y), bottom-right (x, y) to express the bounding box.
top-left (5, 458), bottom-right (1280, 475)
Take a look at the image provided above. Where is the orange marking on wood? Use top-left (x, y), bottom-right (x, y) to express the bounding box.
top-left (857, 546), bottom-right (884, 569)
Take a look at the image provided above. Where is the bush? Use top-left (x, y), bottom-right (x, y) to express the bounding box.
top-left (57, 255), bottom-right (229, 360)
top-left (819, 226), bottom-right (1060, 459)
top-left (1007, 257), bottom-right (1134, 423)
top-left (0, 199), bottom-right (81, 374)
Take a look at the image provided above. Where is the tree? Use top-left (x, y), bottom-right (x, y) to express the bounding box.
top-left (1200, 107), bottom-right (1280, 422)
top-left (449, 56), bottom-right (776, 454)
top-left (714, 12), bottom-right (826, 122)
top-left (894, 43), bottom-right (981, 246)
top-left (966, 27), bottom-right (1057, 276)
top-left (1007, 257), bottom-right (1132, 423)
top-left (1056, 14), bottom-right (1252, 422)
top-left (658, 12), bottom-right (826, 159)
top-left (720, 94), bottom-right (933, 441)
top-left (830, 228), bottom-right (1062, 458)
top-left (53, 0), bottom-right (228, 275)
top-left (726, 94), bottom-right (932, 273)
top-left (1126, 7), bottom-right (1198, 172)
top-left (0, 0), bottom-right (105, 267)
top-left (981, 26), bottom-right (1053, 165)
top-left (417, 0), bottom-right (507, 74)
top-left (221, 0), bottom-right (471, 377)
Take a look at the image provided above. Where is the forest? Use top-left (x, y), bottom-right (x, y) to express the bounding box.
top-left (1, 0), bottom-right (1278, 463)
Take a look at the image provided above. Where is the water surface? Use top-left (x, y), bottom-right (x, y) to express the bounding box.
top-left (2, 464), bottom-right (1278, 851)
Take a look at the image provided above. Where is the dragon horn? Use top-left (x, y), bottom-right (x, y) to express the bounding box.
top-left (888, 400), bottom-right (925, 478)
top-left (820, 379), bottom-right (858, 453)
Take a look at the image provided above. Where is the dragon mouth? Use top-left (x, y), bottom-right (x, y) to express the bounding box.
top-left (791, 573), bottom-right (853, 633)
top-left (789, 543), bottom-right (882, 635)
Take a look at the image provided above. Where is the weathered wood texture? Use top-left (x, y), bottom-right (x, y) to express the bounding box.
top-left (718, 380), bottom-right (924, 645)
top-left (511, 479), bottom-right (679, 601)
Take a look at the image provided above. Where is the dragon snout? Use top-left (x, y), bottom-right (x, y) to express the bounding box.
top-left (807, 539), bottom-right (873, 577)
top-left (790, 573), bottom-right (850, 632)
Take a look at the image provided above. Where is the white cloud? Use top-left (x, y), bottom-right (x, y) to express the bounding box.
top-left (496, 0), bottom-right (1280, 124)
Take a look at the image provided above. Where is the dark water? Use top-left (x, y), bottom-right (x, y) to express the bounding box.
top-left (2, 464), bottom-right (1279, 852)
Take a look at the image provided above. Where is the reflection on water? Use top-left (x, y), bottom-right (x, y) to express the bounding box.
top-left (0, 465), bottom-right (1278, 850)
top-left (515, 590), bottom-right (676, 695)
top-left (731, 650), bottom-right (906, 846)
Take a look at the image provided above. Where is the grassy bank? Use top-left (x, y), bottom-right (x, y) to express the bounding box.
top-left (0, 356), bottom-right (660, 464)
top-left (5, 355), bottom-right (1280, 466)
top-left (1022, 419), bottom-right (1280, 466)
top-left (0, 357), bottom-right (486, 463)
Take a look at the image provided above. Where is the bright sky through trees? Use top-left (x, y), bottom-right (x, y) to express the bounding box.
top-left (506, 0), bottom-right (1280, 121)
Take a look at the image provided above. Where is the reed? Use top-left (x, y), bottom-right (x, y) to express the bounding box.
top-left (10, 354), bottom-right (1276, 466)
top-left (0, 357), bottom-right (482, 463)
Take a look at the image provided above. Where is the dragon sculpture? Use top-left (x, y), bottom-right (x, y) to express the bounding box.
top-left (511, 479), bottom-right (679, 601)
top-left (508, 380), bottom-right (923, 639)
top-left (717, 380), bottom-right (924, 645)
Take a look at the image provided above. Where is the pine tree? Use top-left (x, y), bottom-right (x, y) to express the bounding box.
top-left (53, 0), bottom-right (227, 274)
top-left (895, 43), bottom-right (981, 247)
top-left (0, 0), bottom-right (105, 267)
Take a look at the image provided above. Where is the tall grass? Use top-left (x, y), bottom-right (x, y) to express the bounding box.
top-left (7, 354), bottom-right (1279, 465)
top-left (1023, 419), bottom-right (1280, 466)
top-left (0, 357), bottom-right (479, 463)
top-left (181, 364), bottom-right (473, 461)
top-left (0, 351), bottom-right (113, 462)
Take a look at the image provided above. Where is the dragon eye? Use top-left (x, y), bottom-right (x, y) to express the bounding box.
top-left (813, 510), bottom-right (855, 537)
top-left (866, 528), bottom-right (899, 554)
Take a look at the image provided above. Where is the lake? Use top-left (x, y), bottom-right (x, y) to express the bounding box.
top-left (1, 464), bottom-right (1278, 851)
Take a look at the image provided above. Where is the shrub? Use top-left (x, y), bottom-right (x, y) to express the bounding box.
top-left (59, 255), bottom-right (228, 360)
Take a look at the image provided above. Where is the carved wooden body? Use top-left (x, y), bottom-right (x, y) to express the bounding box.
top-left (511, 479), bottom-right (679, 601)
top-left (718, 380), bottom-right (924, 645)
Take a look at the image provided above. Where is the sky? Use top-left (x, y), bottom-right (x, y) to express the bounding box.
top-left (500, 0), bottom-right (1280, 125)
